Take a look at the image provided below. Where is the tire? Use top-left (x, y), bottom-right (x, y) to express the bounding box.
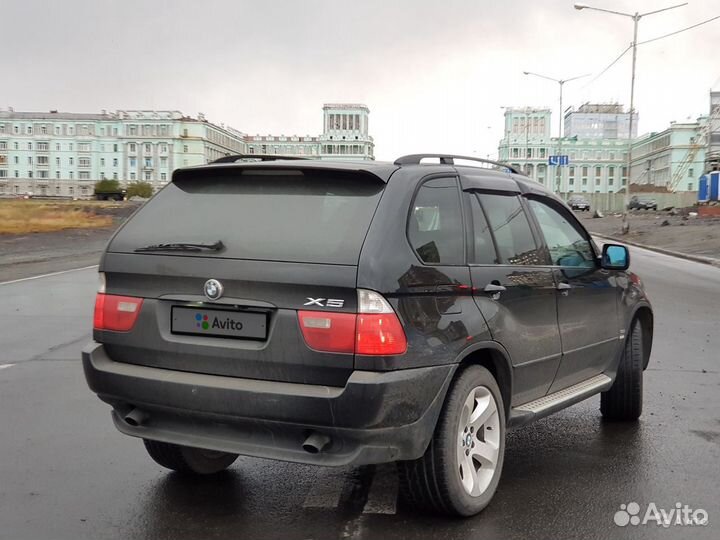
top-left (143, 439), bottom-right (239, 474)
top-left (398, 365), bottom-right (506, 517)
top-left (601, 320), bottom-right (643, 420)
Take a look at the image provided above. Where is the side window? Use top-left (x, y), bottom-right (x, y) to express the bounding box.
top-left (477, 193), bottom-right (543, 265)
top-left (408, 177), bottom-right (464, 265)
top-left (468, 194), bottom-right (498, 264)
top-left (527, 198), bottom-right (595, 268)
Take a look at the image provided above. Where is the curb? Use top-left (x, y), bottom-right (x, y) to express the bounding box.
top-left (592, 233), bottom-right (720, 268)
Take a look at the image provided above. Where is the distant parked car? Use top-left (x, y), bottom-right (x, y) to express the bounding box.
top-left (568, 196), bottom-right (590, 211)
top-left (628, 196), bottom-right (657, 211)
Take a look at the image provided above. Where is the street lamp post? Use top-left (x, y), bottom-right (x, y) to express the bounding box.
top-left (574, 2), bottom-right (688, 234)
top-left (523, 71), bottom-right (589, 196)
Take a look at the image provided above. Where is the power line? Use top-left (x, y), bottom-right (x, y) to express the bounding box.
top-left (579, 45), bottom-right (632, 90)
top-left (638, 14), bottom-right (720, 45)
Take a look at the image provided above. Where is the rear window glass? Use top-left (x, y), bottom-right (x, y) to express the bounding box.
top-left (109, 169), bottom-right (385, 265)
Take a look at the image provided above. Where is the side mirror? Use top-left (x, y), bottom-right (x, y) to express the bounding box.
top-left (601, 244), bottom-right (629, 270)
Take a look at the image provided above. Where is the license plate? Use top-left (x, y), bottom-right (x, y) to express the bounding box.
top-left (171, 306), bottom-right (267, 340)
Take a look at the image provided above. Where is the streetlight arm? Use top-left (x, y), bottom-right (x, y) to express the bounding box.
top-left (574, 4), bottom-right (634, 18)
top-left (523, 71), bottom-right (561, 83)
top-left (639, 2), bottom-right (688, 17)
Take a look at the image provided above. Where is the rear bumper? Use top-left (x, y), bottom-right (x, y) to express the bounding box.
top-left (82, 342), bottom-right (456, 466)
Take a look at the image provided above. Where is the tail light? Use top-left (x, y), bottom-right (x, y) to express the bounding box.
top-left (298, 289), bottom-right (407, 356)
top-left (93, 275), bottom-right (143, 331)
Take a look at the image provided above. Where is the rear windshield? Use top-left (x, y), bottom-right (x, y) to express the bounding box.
top-left (109, 168), bottom-right (385, 265)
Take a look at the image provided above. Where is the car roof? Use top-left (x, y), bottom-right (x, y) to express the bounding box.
top-left (173, 157), bottom-right (560, 200)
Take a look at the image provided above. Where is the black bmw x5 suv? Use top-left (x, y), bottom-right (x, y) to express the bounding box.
top-left (83, 154), bottom-right (653, 516)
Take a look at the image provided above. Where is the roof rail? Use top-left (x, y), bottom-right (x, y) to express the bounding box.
top-left (393, 154), bottom-right (522, 175)
top-left (211, 154), bottom-right (310, 164)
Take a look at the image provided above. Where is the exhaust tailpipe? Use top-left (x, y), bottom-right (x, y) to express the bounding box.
top-left (124, 408), bottom-right (149, 427)
top-left (302, 432), bottom-right (331, 454)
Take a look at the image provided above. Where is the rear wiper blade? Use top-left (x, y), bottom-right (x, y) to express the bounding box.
top-left (134, 240), bottom-right (225, 253)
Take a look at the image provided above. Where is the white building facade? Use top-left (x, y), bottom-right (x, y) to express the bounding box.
top-left (0, 104), bottom-right (374, 197)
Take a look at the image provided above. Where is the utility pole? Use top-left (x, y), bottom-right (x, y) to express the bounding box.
top-left (574, 1), bottom-right (688, 233)
top-left (523, 71), bottom-right (589, 196)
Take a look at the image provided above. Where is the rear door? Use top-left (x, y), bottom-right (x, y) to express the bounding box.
top-left (524, 196), bottom-right (621, 392)
top-left (98, 167), bottom-right (387, 386)
top-left (462, 181), bottom-right (562, 406)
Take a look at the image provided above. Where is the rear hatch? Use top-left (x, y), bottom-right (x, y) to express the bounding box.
top-left (96, 165), bottom-right (387, 386)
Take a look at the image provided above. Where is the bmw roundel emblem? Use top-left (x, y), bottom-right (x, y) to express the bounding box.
top-left (204, 279), bottom-right (224, 301)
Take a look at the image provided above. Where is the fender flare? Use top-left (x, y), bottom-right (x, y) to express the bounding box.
top-left (453, 340), bottom-right (514, 418)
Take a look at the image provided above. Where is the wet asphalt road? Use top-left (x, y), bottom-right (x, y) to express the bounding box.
top-left (0, 244), bottom-right (718, 540)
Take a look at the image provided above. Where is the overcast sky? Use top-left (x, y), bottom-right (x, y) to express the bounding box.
top-left (3, 0), bottom-right (719, 160)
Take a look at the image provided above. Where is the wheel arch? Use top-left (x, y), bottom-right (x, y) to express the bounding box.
top-left (454, 342), bottom-right (513, 421)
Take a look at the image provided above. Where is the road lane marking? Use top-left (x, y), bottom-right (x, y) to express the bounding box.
top-left (0, 265), bottom-right (98, 286)
top-left (302, 470), bottom-right (347, 508)
top-left (0, 364), bottom-right (15, 370)
top-left (362, 463), bottom-right (398, 514)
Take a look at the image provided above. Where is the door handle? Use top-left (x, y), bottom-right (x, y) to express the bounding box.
top-left (557, 282), bottom-right (571, 295)
top-left (483, 283), bottom-right (507, 293)
top-left (483, 283), bottom-right (506, 300)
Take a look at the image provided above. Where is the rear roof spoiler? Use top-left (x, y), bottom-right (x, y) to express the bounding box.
top-left (211, 154), bottom-right (310, 163)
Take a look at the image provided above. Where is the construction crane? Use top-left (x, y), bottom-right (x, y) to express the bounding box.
top-left (668, 105), bottom-right (720, 192)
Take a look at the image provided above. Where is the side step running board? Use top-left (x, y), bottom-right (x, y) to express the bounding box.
top-left (508, 374), bottom-right (613, 428)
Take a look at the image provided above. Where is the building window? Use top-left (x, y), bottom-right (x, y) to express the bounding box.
top-left (688, 182), bottom-right (693, 190)
top-left (113, 158), bottom-right (118, 167)
top-left (595, 166), bottom-right (601, 177)
top-left (28, 142), bottom-right (32, 150)
top-left (582, 166), bottom-right (588, 177)
top-left (113, 173), bottom-right (118, 180)
top-left (78, 143), bottom-right (91, 152)
top-left (130, 158), bottom-right (137, 167)
top-left (621, 166), bottom-right (628, 177)
top-left (129, 143), bottom-right (136, 153)
top-left (113, 144), bottom-right (118, 152)
top-left (539, 148), bottom-right (546, 158)
top-left (569, 178), bottom-right (575, 185)
top-left (688, 168), bottom-right (694, 177)
top-left (582, 178), bottom-right (588, 186)
top-left (144, 143), bottom-right (151, 153)
top-left (161, 172), bottom-right (167, 181)
top-left (13, 142), bottom-right (18, 150)
top-left (37, 142), bottom-right (49, 151)
top-left (100, 172), bottom-right (105, 180)
top-left (183, 145), bottom-right (188, 153)
top-left (37, 156), bottom-right (49, 165)
top-left (28, 171), bottom-right (33, 178)
top-left (14, 156), bottom-right (18, 164)
top-left (69, 157), bottom-right (74, 165)
top-left (512, 148), bottom-right (519, 158)
top-left (79, 158), bottom-right (90, 168)
top-left (144, 158), bottom-right (152, 167)
top-left (56, 143), bottom-right (61, 151)
top-left (609, 152), bottom-right (615, 160)
top-left (144, 171), bottom-right (152, 181)
top-left (100, 158), bottom-right (105, 166)
top-left (56, 171), bottom-right (60, 179)
top-left (79, 171), bottom-right (90, 180)
top-left (130, 172), bottom-right (136, 180)
top-left (28, 156), bottom-right (33, 165)
top-left (160, 157), bottom-right (168, 166)
top-left (526, 148), bottom-right (532, 158)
